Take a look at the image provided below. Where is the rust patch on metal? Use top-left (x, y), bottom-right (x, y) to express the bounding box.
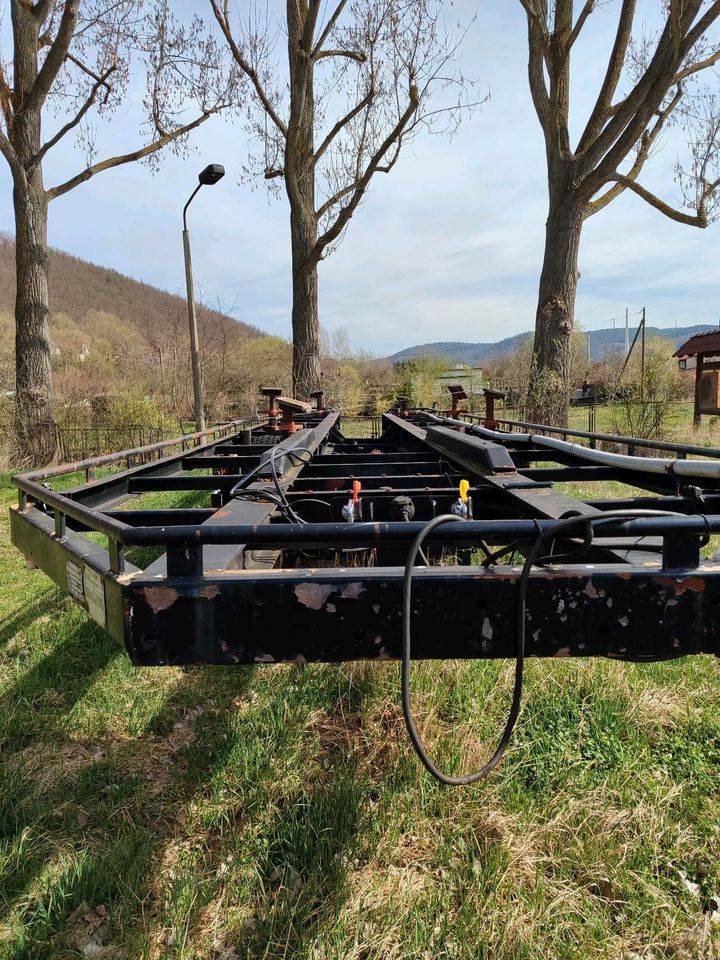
top-left (200, 585), bottom-right (220, 600)
top-left (142, 585), bottom-right (178, 613)
top-left (294, 583), bottom-right (335, 609)
top-left (655, 576), bottom-right (706, 595)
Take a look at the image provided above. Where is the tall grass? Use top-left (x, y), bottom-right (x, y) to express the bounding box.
top-left (1, 470), bottom-right (720, 958)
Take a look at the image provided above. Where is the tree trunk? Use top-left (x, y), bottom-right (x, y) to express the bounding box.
top-left (290, 213), bottom-right (321, 398)
top-left (13, 172), bottom-right (56, 464)
top-left (286, 1), bottom-right (321, 400)
top-left (529, 181), bottom-right (584, 425)
top-left (11, 1), bottom-right (57, 464)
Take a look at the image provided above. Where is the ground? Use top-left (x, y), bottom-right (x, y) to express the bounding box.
top-left (2, 448), bottom-right (720, 959)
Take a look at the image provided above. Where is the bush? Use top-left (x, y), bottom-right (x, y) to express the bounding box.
top-left (608, 337), bottom-right (687, 441)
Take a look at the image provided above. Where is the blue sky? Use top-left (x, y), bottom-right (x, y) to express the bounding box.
top-left (0, 0), bottom-right (718, 354)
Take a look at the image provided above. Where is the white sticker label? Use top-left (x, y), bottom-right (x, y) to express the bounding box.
top-left (84, 566), bottom-right (107, 628)
top-left (66, 561), bottom-right (84, 602)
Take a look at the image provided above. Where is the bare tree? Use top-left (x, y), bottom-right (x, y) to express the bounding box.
top-left (210, 0), bottom-right (475, 398)
top-left (0, 0), bottom-right (233, 463)
top-left (519, 0), bottom-right (720, 422)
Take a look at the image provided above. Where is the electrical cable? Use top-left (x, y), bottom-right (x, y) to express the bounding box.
top-left (402, 514), bottom-right (533, 786)
top-left (229, 443), bottom-right (314, 525)
top-left (402, 507), bottom-right (689, 786)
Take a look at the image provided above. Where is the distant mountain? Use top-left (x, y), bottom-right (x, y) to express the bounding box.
top-left (390, 335), bottom-right (531, 366)
top-left (390, 325), bottom-right (717, 366)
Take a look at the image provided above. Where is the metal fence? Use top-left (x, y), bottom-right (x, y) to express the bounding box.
top-left (54, 425), bottom-right (167, 462)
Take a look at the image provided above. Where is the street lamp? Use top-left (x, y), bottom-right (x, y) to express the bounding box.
top-left (182, 163), bottom-right (225, 433)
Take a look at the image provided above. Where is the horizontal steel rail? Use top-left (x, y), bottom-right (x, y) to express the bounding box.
top-left (10, 408), bottom-right (720, 666)
top-left (495, 416), bottom-right (720, 458)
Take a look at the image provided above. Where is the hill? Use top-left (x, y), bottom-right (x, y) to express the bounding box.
top-left (390, 324), bottom-right (717, 366)
top-left (0, 232), bottom-right (263, 348)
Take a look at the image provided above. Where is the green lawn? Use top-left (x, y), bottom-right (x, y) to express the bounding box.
top-left (2, 471), bottom-right (720, 959)
top-left (566, 401), bottom-right (720, 446)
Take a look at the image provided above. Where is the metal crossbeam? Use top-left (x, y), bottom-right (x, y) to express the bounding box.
top-left (10, 410), bottom-right (720, 666)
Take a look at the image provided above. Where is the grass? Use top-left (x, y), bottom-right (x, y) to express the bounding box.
top-left (566, 401), bottom-right (720, 448)
top-left (2, 468), bottom-right (720, 958)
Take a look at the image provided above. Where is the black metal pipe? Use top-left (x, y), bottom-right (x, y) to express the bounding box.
top-left (114, 514), bottom-right (720, 547)
top-left (495, 417), bottom-right (720, 458)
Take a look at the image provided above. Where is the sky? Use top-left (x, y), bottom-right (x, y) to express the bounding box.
top-left (0, 0), bottom-right (718, 356)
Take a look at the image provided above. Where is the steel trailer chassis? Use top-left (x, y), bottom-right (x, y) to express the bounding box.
top-left (10, 408), bottom-right (720, 668)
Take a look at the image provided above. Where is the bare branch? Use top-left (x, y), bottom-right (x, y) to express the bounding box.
top-left (315, 180), bottom-right (358, 221)
top-left (602, 172), bottom-right (711, 226)
top-left (0, 61), bottom-right (12, 127)
top-left (32, 0), bottom-right (54, 25)
top-left (517, 0), bottom-right (545, 21)
top-left (585, 81), bottom-right (685, 218)
top-left (208, 0), bottom-right (287, 136)
top-left (675, 47), bottom-right (720, 83)
top-left (25, 0), bottom-right (80, 116)
top-left (314, 86), bottom-right (420, 258)
top-left (683, 0), bottom-right (720, 54)
top-left (576, 0), bottom-right (636, 155)
top-left (314, 48), bottom-right (366, 63)
top-left (520, 3), bottom-right (552, 139)
top-left (0, 127), bottom-right (21, 179)
top-left (580, 2), bottom-right (717, 179)
top-left (311, 1), bottom-right (348, 59)
top-left (569, 0), bottom-right (596, 49)
top-left (34, 63), bottom-right (117, 166)
top-left (46, 110), bottom-right (213, 201)
top-left (314, 86), bottom-right (374, 164)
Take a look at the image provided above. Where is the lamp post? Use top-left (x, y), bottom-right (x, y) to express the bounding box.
top-left (183, 163), bottom-right (225, 434)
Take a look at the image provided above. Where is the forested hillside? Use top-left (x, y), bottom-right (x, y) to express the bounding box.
top-left (0, 233), bottom-right (291, 434)
top-left (0, 231), bottom-right (262, 350)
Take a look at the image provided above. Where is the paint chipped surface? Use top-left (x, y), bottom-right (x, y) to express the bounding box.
top-left (655, 576), bottom-right (706, 596)
top-left (618, 616), bottom-right (629, 627)
top-left (482, 618), bottom-right (493, 640)
top-left (255, 653), bottom-right (275, 662)
top-left (584, 581), bottom-right (599, 599)
top-left (554, 646), bottom-right (571, 657)
top-left (294, 583), bottom-right (335, 610)
top-left (340, 582), bottom-right (366, 599)
top-left (200, 585), bottom-right (220, 600)
top-left (142, 586), bottom-right (178, 613)
top-left (326, 603), bottom-right (337, 613)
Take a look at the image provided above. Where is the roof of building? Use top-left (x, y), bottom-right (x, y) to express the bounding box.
top-left (673, 329), bottom-right (720, 358)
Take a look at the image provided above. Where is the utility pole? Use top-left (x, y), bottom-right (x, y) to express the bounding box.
top-left (640, 306), bottom-right (646, 403)
top-left (182, 164), bottom-right (225, 434)
top-left (625, 307), bottom-right (629, 357)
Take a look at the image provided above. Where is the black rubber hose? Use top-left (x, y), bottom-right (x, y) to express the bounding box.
top-left (401, 514), bottom-right (540, 785)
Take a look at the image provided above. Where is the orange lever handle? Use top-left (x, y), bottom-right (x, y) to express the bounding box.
top-left (352, 480), bottom-right (361, 504)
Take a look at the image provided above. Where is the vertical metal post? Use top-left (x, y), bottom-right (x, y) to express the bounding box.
top-left (183, 226), bottom-right (206, 434)
top-left (694, 354), bottom-right (704, 430)
top-left (625, 307), bottom-right (629, 357)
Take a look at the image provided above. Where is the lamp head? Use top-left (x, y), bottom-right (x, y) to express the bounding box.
top-left (199, 163), bottom-right (225, 186)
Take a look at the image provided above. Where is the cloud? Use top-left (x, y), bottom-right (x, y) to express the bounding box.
top-left (0, 0), bottom-right (718, 356)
